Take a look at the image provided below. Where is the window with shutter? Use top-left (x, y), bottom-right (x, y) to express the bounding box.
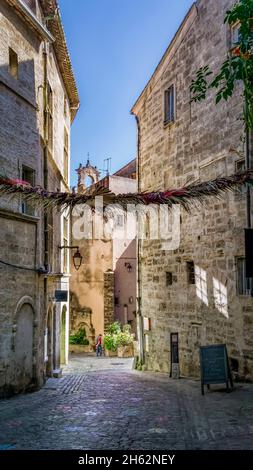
top-left (164, 85), bottom-right (175, 125)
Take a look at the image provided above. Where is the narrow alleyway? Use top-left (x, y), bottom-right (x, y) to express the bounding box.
top-left (0, 354), bottom-right (253, 450)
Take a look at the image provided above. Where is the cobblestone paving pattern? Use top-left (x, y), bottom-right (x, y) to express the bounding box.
top-left (0, 355), bottom-right (253, 450)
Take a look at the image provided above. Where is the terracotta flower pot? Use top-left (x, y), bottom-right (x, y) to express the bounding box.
top-left (69, 344), bottom-right (92, 354)
top-left (105, 348), bottom-right (117, 357)
top-left (117, 344), bottom-right (134, 358)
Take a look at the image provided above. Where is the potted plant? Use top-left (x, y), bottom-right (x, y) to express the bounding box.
top-left (103, 334), bottom-right (118, 357)
top-left (103, 321), bottom-right (121, 357)
top-left (117, 324), bottom-right (134, 358)
top-left (69, 327), bottom-right (90, 353)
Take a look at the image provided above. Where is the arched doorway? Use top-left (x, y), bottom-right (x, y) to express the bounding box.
top-left (14, 303), bottom-right (34, 391)
top-left (60, 305), bottom-right (67, 365)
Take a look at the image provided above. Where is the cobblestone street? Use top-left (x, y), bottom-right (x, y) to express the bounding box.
top-left (0, 354), bottom-right (253, 450)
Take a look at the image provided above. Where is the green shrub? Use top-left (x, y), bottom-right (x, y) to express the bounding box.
top-left (69, 328), bottom-right (89, 345)
top-left (106, 321), bottom-right (121, 335)
top-left (103, 333), bottom-right (118, 351)
top-left (117, 325), bottom-right (134, 347)
top-left (104, 322), bottom-right (134, 350)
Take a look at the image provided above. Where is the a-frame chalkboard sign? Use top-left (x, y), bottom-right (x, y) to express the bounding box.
top-left (199, 344), bottom-right (233, 395)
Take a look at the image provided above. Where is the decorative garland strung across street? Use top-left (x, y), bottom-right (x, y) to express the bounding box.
top-left (0, 171), bottom-right (253, 211)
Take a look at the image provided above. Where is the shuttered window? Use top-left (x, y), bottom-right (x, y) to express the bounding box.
top-left (164, 85), bottom-right (175, 124)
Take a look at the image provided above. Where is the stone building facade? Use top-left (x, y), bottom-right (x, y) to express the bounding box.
top-left (70, 159), bottom-right (137, 348)
top-left (131, 0), bottom-right (253, 379)
top-left (0, 0), bottom-right (79, 396)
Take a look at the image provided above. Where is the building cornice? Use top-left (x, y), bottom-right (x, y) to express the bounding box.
top-left (39, 0), bottom-right (80, 122)
top-left (0, 208), bottom-right (40, 224)
top-left (4, 0), bottom-right (54, 42)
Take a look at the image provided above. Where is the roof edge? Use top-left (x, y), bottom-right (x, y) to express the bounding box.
top-left (40, 0), bottom-right (80, 122)
top-left (131, 3), bottom-right (197, 115)
top-left (113, 158), bottom-right (136, 176)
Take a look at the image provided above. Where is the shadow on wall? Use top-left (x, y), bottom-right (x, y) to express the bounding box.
top-left (0, 51), bottom-right (64, 394)
top-left (0, 53), bottom-right (42, 397)
top-left (0, 57), bottom-right (39, 183)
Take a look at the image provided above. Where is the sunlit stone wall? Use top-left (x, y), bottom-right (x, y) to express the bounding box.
top-left (132, 0), bottom-right (253, 379)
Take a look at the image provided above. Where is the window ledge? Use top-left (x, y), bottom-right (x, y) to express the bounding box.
top-left (237, 294), bottom-right (253, 298)
top-left (0, 208), bottom-right (39, 224)
top-left (164, 120), bottom-right (175, 129)
top-left (0, 74), bottom-right (38, 110)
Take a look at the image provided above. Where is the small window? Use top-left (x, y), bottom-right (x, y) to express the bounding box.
top-left (187, 261), bottom-right (195, 285)
top-left (235, 159), bottom-right (245, 172)
top-left (116, 214), bottom-right (124, 227)
top-left (231, 22), bottom-right (241, 49)
top-left (166, 272), bottom-right (173, 286)
top-left (64, 128), bottom-right (69, 181)
top-left (21, 166), bottom-right (35, 215)
top-left (236, 257), bottom-right (253, 295)
top-left (114, 297), bottom-right (119, 306)
top-left (164, 85), bottom-right (175, 125)
top-left (9, 48), bottom-right (18, 79)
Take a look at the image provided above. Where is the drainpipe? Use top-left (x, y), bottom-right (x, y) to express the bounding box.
top-left (43, 42), bottom-right (49, 377)
top-left (135, 114), bottom-right (144, 364)
top-left (245, 129), bottom-right (252, 294)
top-left (245, 129), bottom-right (251, 228)
top-left (43, 44), bottom-right (49, 270)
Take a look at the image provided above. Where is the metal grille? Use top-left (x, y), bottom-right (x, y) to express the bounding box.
top-left (237, 257), bottom-right (253, 295)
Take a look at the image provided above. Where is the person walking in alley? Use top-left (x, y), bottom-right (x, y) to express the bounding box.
top-left (96, 334), bottom-right (103, 357)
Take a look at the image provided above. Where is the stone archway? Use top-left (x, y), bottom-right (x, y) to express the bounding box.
top-left (60, 305), bottom-right (67, 365)
top-left (14, 302), bottom-right (34, 391)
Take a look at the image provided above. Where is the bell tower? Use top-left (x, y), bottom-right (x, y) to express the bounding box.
top-left (76, 156), bottom-right (100, 193)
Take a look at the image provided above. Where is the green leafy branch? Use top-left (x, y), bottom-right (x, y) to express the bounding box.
top-left (190, 0), bottom-right (253, 131)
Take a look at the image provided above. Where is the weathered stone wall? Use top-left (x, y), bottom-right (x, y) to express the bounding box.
top-left (132, 0), bottom-right (253, 379)
top-left (70, 233), bottom-right (113, 345)
top-left (0, 0), bottom-right (73, 395)
top-left (104, 271), bottom-right (115, 332)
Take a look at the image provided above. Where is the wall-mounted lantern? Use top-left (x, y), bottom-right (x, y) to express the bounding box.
top-left (58, 245), bottom-right (83, 271)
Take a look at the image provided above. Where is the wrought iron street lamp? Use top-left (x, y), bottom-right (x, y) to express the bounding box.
top-left (58, 245), bottom-right (83, 271)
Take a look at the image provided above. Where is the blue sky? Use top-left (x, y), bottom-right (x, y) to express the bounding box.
top-left (58, 0), bottom-right (193, 186)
